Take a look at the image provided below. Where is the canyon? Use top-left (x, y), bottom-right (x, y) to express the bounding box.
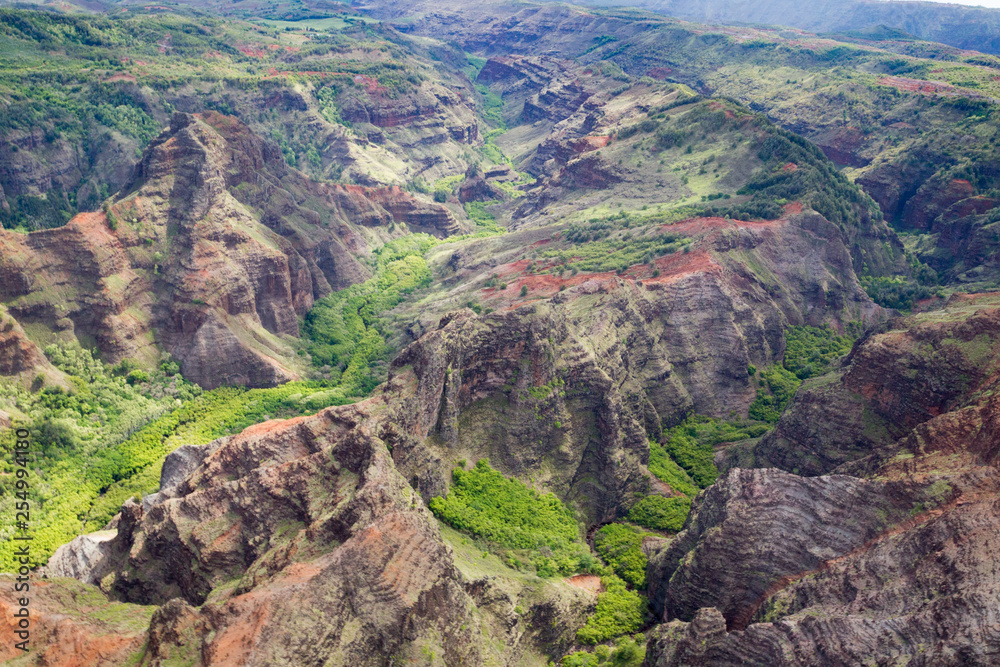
top-left (0, 1), bottom-right (999, 665)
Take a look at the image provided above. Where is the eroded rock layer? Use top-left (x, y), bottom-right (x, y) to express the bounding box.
top-left (646, 292), bottom-right (1000, 667)
top-left (0, 112), bottom-right (462, 388)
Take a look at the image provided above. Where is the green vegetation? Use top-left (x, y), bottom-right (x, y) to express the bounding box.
top-left (475, 83), bottom-right (505, 128)
top-left (704, 123), bottom-right (883, 228)
top-left (627, 495), bottom-right (692, 533)
top-left (576, 575), bottom-right (648, 644)
top-left (0, 7), bottom-right (441, 226)
top-left (661, 420), bottom-right (716, 488)
top-left (541, 219), bottom-right (690, 274)
top-left (0, 347), bottom-right (348, 569)
top-left (303, 235), bottom-right (437, 396)
top-left (859, 274), bottom-right (935, 311)
top-left (647, 441), bottom-right (699, 497)
top-left (748, 365), bottom-right (802, 423)
top-left (783, 324), bottom-right (855, 379)
top-left (429, 459), bottom-right (592, 577)
top-left (593, 523), bottom-right (648, 588)
top-left (659, 416), bottom-right (771, 488)
top-left (560, 635), bottom-right (646, 666)
top-left (465, 201), bottom-right (505, 234)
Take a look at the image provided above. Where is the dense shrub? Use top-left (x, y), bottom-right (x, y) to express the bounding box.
top-left (0, 345), bottom-right (347, 570)
top-left (303, 235), bottom-right (437, 395)
top-left (748, 365), bottom-right (802, 423)
top-left (576, 575), bottom-right (648, 644)
top-left (561, 635), bottom-right (646, 666)
top-left (783, 325), bottom-right (855, 379)
top-left (660, 420), bottom-right (720, 488)
top-left (429, 459), bottom-right (591, 577)
top-left (647, 441), bottom-right (699, 497)
top-left (627, 495), bottom-right (692, 533)
top-left (594, 524), bottom-right (648, 588)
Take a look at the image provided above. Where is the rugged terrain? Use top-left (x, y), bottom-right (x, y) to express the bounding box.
top-left (646, 292), bottom-right (1000, 666)
top-left (0, 1), bottom-right (1000, 665)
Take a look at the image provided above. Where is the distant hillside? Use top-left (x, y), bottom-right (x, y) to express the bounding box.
top-left (570, 0), bottom-right (1000, 55)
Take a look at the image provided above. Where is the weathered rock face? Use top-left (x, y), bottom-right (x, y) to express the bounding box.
top-left (458, 174), bottom-right (507, 202)
top-left (0, 576), bottom-right (152, 667)
top-left (41, 309), bottom-right (617, 664)
top-left (0, 112), bottom-right (462, 388)
top-left (646, 293), bottom-right (1000, 667)
top-left (646, 471), bottom-right (1000, 667)
top-left (752, 296), bottom-right (1000, 476)
top-left (646, 468), bottom-right (919, 627)
top-left (385, 307), bottom-right (654, 522)
top-left (856, 152), bottom-right (1000, 284)
top-left (42, 531), bottom-right (118, 586)
top-left (0, 306), bottom-right (59, 383)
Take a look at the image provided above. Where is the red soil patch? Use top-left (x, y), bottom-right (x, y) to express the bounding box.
top-left (567, 574), bottom-right (603, 594)
top-left (783, 162), bottom-right (798, 172)
top-left (353, 74), bottom-right (384, 94)
top-left (237, 415), bottom-right (309, 439)
top-left (528, 238), bottom-right (552, 249)
top-left (238, 45), bottom-right (266, 58)
top-left (67, 210), bottom-right (108, 230)
top-left (641, 250), bottom-right (720, 284)
top-left (104, 73), bottom-right (137, 83)
top-left (646, 67), bottom-right (674, 80)
top-left (266, 69), bottom-right (349, 79)
top-left (666, 215), bottom-right (782, 236)
top-left (571, 135), bottom-right (611, 152)
top-left (783, 201), bottom-right (804, 215)
top-left (878, 76), bottom-right (957, 96)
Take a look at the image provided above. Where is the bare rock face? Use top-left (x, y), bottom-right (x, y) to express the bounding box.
top-left (41, 531), bottom-right (117, 586)
top-left (753, 297), bottom-right (1000, 475)
top-left (0, 306), bottom-right (56, 381)
top-left (0, 576), bottom-right (152, 667)
top-left (458, 174), bottom-right (507, 202)
top-left (646, 468), bottom-right (918, 628)
top-left (385, 306), bottom-right (656, 522)
top-left (96, 408), bottom-right (488, 664)
top-left (646, 293), bottom-right (1000, 667)
top-left (0, 112), bottom-right (463, 388)
top-left (82, 318), bottom-right (615, 665)
top-left (745, 374), bottom-right (900, 476)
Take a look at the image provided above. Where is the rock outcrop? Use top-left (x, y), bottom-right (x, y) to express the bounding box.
top-left (645, 292), bottom-right (1000, 667)
top-left (39, 307), bottom-right (625, 664)
top-left (752, 295), bottom-right (1000, 475)
top-left (0, 112), bottom-right (463, 388)
top-left (0, 576), bottom-right (152, 667)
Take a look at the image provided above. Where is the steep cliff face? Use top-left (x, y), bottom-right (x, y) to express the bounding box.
top-left (34, 307), bottom-right (623, 665)
top-left (0, 112), bottom-right (462, 388)
top-left (646, 292), bottom-right (1000, 667)
top-left (752, 295), bottom-right (1000, 475)
top-left (0, 575), bottom-right (152, 667)
top-left (102, 409), bottom-right (490, 665)
top-left (0, 306), bottom-right (63, 384)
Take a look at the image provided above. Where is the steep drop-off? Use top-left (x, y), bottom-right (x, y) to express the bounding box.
top-left (646, 292), bottom-right (1000, 667)
top-left (0, 112), bottom-right (461, 388)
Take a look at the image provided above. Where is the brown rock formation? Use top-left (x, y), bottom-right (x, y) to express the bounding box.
top-left (30, 308), bottom-right (623, 664)
top-left (752, 296), bottom-right (1000, 475)
top-left (646, 293), bottom-right (1000, 667)
top-left (0, 576), bottom-right (151, 667)
top-left (0, 112), bottom-right (462, 388)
